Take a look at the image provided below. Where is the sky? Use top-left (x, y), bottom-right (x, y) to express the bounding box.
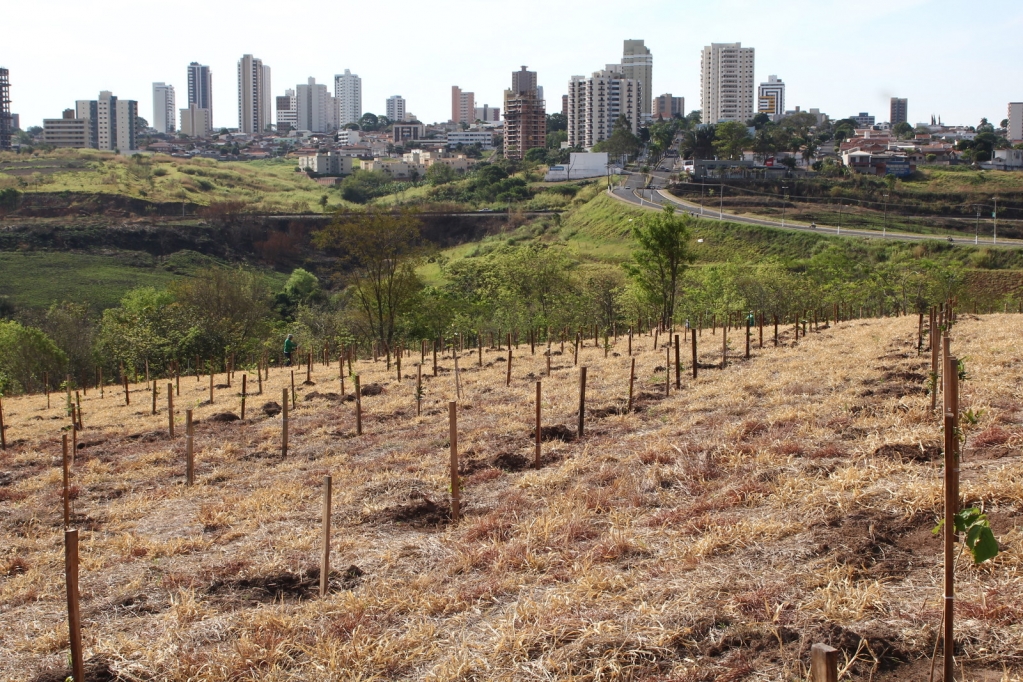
top-left (5, 0), bottom-right (1023, 131)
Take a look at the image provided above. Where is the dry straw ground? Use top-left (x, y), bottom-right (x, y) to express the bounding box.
top-left (1, 316), bottom-right (1021, 682)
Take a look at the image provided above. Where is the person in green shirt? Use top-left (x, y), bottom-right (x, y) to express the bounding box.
top-left (284, 334), bottom-right (297, 366)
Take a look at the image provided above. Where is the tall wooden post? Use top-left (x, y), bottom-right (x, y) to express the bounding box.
top-left (124, 374), bottom-right (130, 406)
top-left (64, 528), bottom-right (85, 682)
top-left (151, 379), bottom-right (157, 415)
top-left (282, 389), bottom-right (289, 457)
top-left (291, 370), bottom-right (296, 409)
top-left (185, 410), bottom-right (194, 485)
top-left (449, 401), bottom-right (460, 523)
top-left (628, 327), bottom-right (632, 356)
top-left (810, 643), bottom-right (838, 682)
top-left (721, 322), bottom-right (728, 369)
top-left (574, 333), bottom-right (580, 366)
top-left (416, 365), bottom-right (422, 417)
top-left (433, 340), bottom-right (438, 377)
top-left (930, 308), bottom-right (939, 412)
top-left (241, 375), bottom-right (247, 420)
top-left (758, 312), bottom-right (764, 348)
top-left (773, 314), bottom-right (779, 347)
top-left (167, 383), bottom-right (174, 438)
top-left (506, 348), bottom-right (512, 387)
top-left (354, 375), bottom-right (362, 436)
top-left (943, 353), bottom-right (960, 682)
top-left (0, 396), bottom-right (5, 450)
top-left (665, 344), bottom-right (671, 397)
top-left (320, 475), bottom-right (332, 597)
top-left (674, 334), bottom-right (681, 389)
top-left (628, 357), bottom-right (636, 412)
top-left (534, 381), bottom-right (542, 469)
top-left (692, 331), bottom-right (698, 379)
top-left (577, 367), bottom-right (587, 438)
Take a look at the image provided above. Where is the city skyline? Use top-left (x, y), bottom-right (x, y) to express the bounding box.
top-left (4, 0), bottom-right (1023, 130)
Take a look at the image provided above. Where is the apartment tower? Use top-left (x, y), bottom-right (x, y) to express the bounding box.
top-left (451, 86), bottom-right (475, 124)
top-left (152, 82), bottom-right (176, 133)
top-left (757, 75), bottom-right (784, 118)
top-left (503, 66), bottom-right (545, 160)
top-left (276, 89), bottom-right (297, 131)
top-left (237, 54), bottom-right (269, 133)
top-left (653, 93), bottom-right (684, 120)
top-left (566, 70), bottom-right (642, 150)
top-left (890, 97), bottom-right (908, 125)
top-left (335, 70), bottom-right (362, 127)
top-left (0, 68), bottom-right (11, 151)
top-left (622, 39), bottom-right (653, 116)
top-left (187, 62), bottom-right (212, 124)
top-left (296, 78), bottom-right (335, 133)
top-left (700, 42), bottom-right (755, 123)
top-left (1008, 103), bottom-right (1023, 143)
top-left (386, 95), bottom-right (407, 122)
top-left (74, 91), bottom-right (137, 151)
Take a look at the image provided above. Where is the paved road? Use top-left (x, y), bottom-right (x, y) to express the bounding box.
top-left (610, 174), bottom-right (1022, 249)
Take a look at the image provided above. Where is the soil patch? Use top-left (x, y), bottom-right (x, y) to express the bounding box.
top-left (360, 383), bottom-right (384, 396)
top-left (873, 443), bottom-right (942, 462)
top-left (304, 391), bottom-right (342, 402)
top-left (30, 657), bottom-right (117, 682)
top-left (882, 371), bottom-right (926, 383)
top-left (382, 495), bottom-right (451, 528)
top-left (207, 567), bottom-right (323, 603)
top-left (261, 401), bottom-right (282, 417)
top-left (491, 452), bottom-right (530, 471)
top-left (532, 424), bottom-right (576, 442)
top-left (207, 412), bottom-right (240, 423)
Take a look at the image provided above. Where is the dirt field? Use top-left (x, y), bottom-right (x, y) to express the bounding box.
top-left (1, 315), bottom-right (1021, 681)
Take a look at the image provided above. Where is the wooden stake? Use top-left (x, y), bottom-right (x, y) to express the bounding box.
top-left (692, 331), bottom-right (698, 379)
top-left (628, 357), bottom-right (636, 412)
top-left (145, 358), bottom-right (150, 387)
top-left (124, 374), bottom-right (130, 406)
top-left (258, 364), bottom-right (263, 395)
top-left (930, 308), bottom-right (939, 413)
top-left (62, 435), bottom-right (71, 527)
top-left (665, 344), bottom-right (670, 397)
top-left (152, 379), bottom-right (157, 415)
top-left (810, 643), bottom-right (838, 682)
top-left (291, 370), bottom-right (296, 409)
top-left (574, 333), bottom-right (580, 366)
top-left (534, 381), bottom-right (542, 469)
top-left (416, 364), bottom-right (422, 416)
top-left (433, 340), bottom-right (438, 377)
top-left (506, 348), bottom-right (512, 387)
top-left (241, 374), bottom-right (247, 420)
top-left (478, 339), bottom-right (483, 367)
top-left (320, 475), bottom-right (332, 598)
top-left (454, 354), bottom-right (462, 401)
top-left (282, 388), bottom-right (289, 457)
top-left (546, 343), bottom-right (551, 376)
top-left (670, 334), bottom-right (679, 389)
top-left (745, 319), bottom-right (751, 359)
top-left (64, 528), bottom-right (85, 682)
top-left (628, 327), bottom-right (632, 355)
top-left (530, 328), bottom-right (535, 355)
top-left (354, 375), bottom-right (362, 436)
top-left (0, 396), bottom-right (5, 450)
top-left (758, 312), bottom-right (764, 349)
top-left (167, 383), bottom-right (174, 438)
top-left (577, 367), bottom-right (587, 439)
top-left (721, 322), bottom-right (728, 369)
top-left (396, 344), bottom-right (402, 382)
top-left (449, 401), bottom-right (460, 523)
top-left (185, 409), bottom-right (194, 485)
top-left (175, 365), bottom-right (180, 396)
top-left (943, 406), bottom-right (957, 682)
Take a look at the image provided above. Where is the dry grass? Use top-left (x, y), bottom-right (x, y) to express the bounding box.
top-left (1, 316), bottom-right (1022, 681)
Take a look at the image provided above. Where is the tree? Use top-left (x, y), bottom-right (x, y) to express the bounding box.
top-left (283, 268), bottom-right (322, 305)
top-left (714, 121), bottom-right (753, 160)
top-left (425, 162), bottom-right (458, 185)
top-left (312, 209), bottom-right (426, 348)
top-left (893, 122), bottom-right (915, 139)
top-left (169, 267), bottom-right (273, 358)
top-left (594, 115), bottom-right (641, 161)
top-left (547, 113), bottom-right (567, 132)
top-left (680, 125), bottom-right (717, 160)
top-left (625, 205), bottom-right (697, 328)
top-left (41, 302), bottom-right (96, 387)
top-left (0, 320), bottom-right (67, 394)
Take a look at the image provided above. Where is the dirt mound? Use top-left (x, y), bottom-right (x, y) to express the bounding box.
top-left (873, 443), bottom-right (942, 462)
top-left (882, 370), bottom-right (926, 383)
top-left (261, 401), bottom-right (282, 417)
top-left (491, 452), bottom-right (530, 471)
top-left (208, 568), bottom-right (322, 603)
top-left (590, 405), bottom-right (624, 419)
top-left (304, 391), bottom-right (342, 402)
top-left (302, 380), bottom-right (316, 386)
top-left (30, 657), bottom-right (117, 682)
top-left (532, 424), bottom-right (576, 442)
top-left (360, 383), bottom-right (384, 396)
top-left (207, 412), bottom-right (240, 423)
top-left (382, 495), bottom-right (451, 528)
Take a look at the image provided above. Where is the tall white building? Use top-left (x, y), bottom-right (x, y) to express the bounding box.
top-left (622, 39), bottom-right (653, 116)
top-left (335, 69), bottom-right (362, 127)
top-left (237, 54), bottom-right (269, 133)
top-left (386, 95), bottom-right (406, 122)
top-left (700, 42), bottom-right (755, 123)
top-left (1008, 102), bottom-right (1023, 143)
top-left (566, 70), bottom-right (642, 150)
top-left (262, 64), bottom-right (273, 130)
top-left (276, 89), bottom-right (297, 131)
top-left (187, 62), bottom-right (212, 124)
top-left (758, 75), bottom-right (784, 118)
top-left (296, 78), bottom-right (334, 132)
top-left (180, 103), bottom-right (211, 138)
top-left (152, 82), bottom-right (175, 134)
top-left (76, 91), bottom-right (137, 151)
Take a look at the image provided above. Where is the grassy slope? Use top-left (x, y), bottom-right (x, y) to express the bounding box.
top-left (1, 316), bottom-right (1020, 680)
top-left (0, 149), bottom-right (349, 213)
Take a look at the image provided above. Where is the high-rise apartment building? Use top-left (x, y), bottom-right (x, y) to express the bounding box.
top-left (653, 93), bottom-right (684, 120)
top-left (474, 105), bottom-right (500, 122)
top-left (622, 39), bottom-right (653, 116)
top-left (1008, 103), bottom-right (1023, 143)
top-left (890, 97), bottom-right (908, 125)
top-left (335, 70), bottom-right (362, 127)
top-left (504, 66), bottom-right (545, 160)
top-left (237, 54), bottom-right (269, 133)
top-left (180, 104), bottom-right (212, 138)
top-left (757, 75), bottom-right (784, 118)
top-left (296, 78), bottom-right (334, 133)
top-left (152, 82), bottom-right (176, 134)
top-left (451, 86), bottom-right (475, 124)
top-left (276, 89), bottom-right (296, 131)
top-left (700, 42), bottom-right (755, 123)
top-left (187, 62), bottom-right (212, 124)
top-left (72, 91), bottom-right (137, 151)
top-left (386, 95), bottom-right (406, 122)
top-left (0, 68), bottom-right (11, 151)
top-left (567, 70), bottom-right (642, 150)
top-left (262, 65), bottom-right (273, 130)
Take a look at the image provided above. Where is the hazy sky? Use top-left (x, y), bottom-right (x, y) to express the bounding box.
top-left (5, 0), bottom-right (1023, 130)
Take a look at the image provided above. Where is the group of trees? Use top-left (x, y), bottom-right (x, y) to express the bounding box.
top-left (0, 206), bottom-right (973, 396)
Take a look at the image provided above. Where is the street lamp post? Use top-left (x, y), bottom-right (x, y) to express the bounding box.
top-left (882, 191), bottom-right (890, 238)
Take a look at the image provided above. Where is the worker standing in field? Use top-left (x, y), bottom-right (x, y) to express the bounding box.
top-left (284, 334), bottom-right (297, 366)
top-left (747, 311), bottom-right (755, 328)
